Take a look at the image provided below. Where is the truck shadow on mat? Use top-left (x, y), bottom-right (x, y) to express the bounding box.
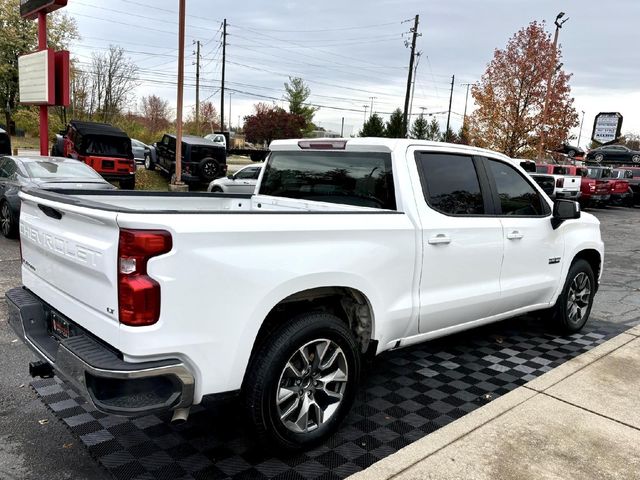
top-left (32, 317), bottom-right (627, 480)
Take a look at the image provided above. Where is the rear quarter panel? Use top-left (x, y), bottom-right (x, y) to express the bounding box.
top-left (115, 211), bottom-right (419, 401)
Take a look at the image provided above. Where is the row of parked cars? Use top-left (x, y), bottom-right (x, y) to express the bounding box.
top-left (520, 160), bottom-right (639, 208)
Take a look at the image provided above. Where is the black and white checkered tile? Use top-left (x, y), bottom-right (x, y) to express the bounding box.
top-left (32, 318), bottom-right (627, 480)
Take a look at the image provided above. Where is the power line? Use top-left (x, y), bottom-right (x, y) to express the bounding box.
top-left (229, 20), bottom-right (409, 33)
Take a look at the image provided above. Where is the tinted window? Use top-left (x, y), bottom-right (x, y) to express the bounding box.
top-left (576, 168), bottom-right (588, 177)
top-left (260, 151), bottom-right (396, 210)
top-left (24, 161), bottom-right (103, 179)
top-left (552, 166), bottom-right (568, 175)
top-left (535, 166), bottom-right (548, 173)
top-left (236, 167), bottom-right (259, 180)
top-left (487, 159), bottom-right (546, 216)
top-left (82, 136), bottom-right (130, 157)
top-left (416, 153), bottom-right (484, 215)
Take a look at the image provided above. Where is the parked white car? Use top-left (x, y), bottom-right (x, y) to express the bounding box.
top-left (7, 138), bottom-right (603, 451)
top-left (207, 163), bottom-right (263, 193)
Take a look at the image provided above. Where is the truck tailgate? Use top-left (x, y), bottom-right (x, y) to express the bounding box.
top-left (561, 176), bottom-right (581, 192)
top-left (18, 190), bottom-right (122, 347)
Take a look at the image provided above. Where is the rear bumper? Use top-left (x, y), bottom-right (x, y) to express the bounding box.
top-left (5, 287), bottom-right (194, 416)
top-left (101, 172), bottom-right (136, 182)
top-left (610, 191), bottom-right (633, 205)
top-left (556, 191), bottom-right (581, 199)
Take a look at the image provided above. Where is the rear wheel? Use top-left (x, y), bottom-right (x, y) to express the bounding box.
top-left (1, 200), bottom-right (18, 239)
top-left (209, 186), bottom-right (223, 193)
top-left (543, 259), bottom-right (595, 333)
top-left (119, 177), bottom-right (136, 190)
top-left (144, 154), bottom-right (155, 171)
top-left (632, 155), bottom-right (640, 164)
top-left (243, 312), bottom-right (361, 451)
top-left (594, 153), bottom-right (604, 163)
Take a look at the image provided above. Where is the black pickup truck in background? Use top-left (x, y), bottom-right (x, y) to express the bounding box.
top-left (146, 134), bottom-right (228, 183)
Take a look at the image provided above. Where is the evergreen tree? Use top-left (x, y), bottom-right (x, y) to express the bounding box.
top-left (359, 113), bottom-right (386, 137)
top-left (440, 127), bottom-right (460, 143)
top-left (411, 114), bottom-right (428, 139)
top-left (425, 117), bottom-right (441, 141)
top-left (385, 108), bottom-right (405, 138)
top-left (284, 77), bottom-right (319, 126)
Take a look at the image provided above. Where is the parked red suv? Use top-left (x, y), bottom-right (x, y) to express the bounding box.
top-left (564, 165), bottom-right (611, 207)
top-left (52, 121), bottom-right (136, 189)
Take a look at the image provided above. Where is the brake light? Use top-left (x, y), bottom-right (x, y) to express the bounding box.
top-left (118, 229), bottom-right (172, 326)
top-left (298, 140), bottom-right (347, 150)
top-left (589, 182), bottom-right (596, 192)
top-left (556, 178), bottom-right (564, 188)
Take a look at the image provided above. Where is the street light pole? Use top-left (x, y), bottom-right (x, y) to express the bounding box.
top-left (363, 105), bottom-right (369, 124)
top-left (537, 12), bottom-right (569, 160)
top-left (577, 110), bottom-right (585, 147)
top-left (172, 0), bottom-right (187, 189)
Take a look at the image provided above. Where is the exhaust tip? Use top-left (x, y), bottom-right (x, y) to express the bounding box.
top-left (171, 407), bottom-right (190, 425)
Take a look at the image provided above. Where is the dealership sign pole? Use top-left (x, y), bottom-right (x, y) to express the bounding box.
top-left (18, 0), bottom-right (68, 156)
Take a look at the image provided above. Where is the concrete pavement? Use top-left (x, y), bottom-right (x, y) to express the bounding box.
top-left (350, 326), bottom-right (640, 480)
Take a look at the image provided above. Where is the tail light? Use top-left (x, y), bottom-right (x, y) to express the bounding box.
top-left (298, 140), bottom-right (347, 150)
top-left (589, 182), bottom-right (596, 192)
top-left (118, 229), bottom-right (172, 326)
top-left (556, 178), bottom-right (564, 188)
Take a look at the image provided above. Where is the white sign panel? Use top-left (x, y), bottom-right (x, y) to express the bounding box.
top-left (592, 112), bottom-right (623, 144)
top-left (18, 49), bottom-right (54, 105)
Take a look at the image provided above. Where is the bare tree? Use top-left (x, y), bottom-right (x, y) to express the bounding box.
top-left (140, 94), bottom-right (170, 132)
top-left (86, 46), bottom-right (139, 122)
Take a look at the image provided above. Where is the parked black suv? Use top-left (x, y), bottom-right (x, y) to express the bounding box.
top-left (0, 128), bottom-right (11, 155)
top-left (148, 134), bottom-right (227, 183)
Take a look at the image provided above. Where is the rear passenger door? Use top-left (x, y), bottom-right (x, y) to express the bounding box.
top-left (483, 158), bottom-right (564, 312)
top-left (413, 152), bottom-right (504, 334)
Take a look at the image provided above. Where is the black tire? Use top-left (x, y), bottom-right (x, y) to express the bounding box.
top-left (243, 312), bottom-right (361, 452)
top-left (545, 259), bottom-right (595, 334)
top-left (567, 149), bottom-right (576, 158)
top-left (144, 154), bottom-right (155, 171)
top-left (1, 200), bottom-right (18, 239)
top-left (209, 186), bottom-right (223, 193)
top-left (119, 177), bottom-right (136, 190)
top-left (50, 145), bottom-right (59, 156)
top-left (198, 157), bottom-right (220, 182)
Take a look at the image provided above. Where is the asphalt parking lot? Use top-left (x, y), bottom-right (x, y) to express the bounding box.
top-left (1, 206), bottom-right (639, 480)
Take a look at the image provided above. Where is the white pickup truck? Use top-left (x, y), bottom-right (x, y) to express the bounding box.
top-left (6, 138), bottom-right (603, 450)
top-left (535, 163), bottom-right (582, 200)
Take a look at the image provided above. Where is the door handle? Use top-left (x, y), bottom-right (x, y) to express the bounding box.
top-left (507, 231), bottom-right (524, 240)
top-left (428, 234), bottom-right (451, 245)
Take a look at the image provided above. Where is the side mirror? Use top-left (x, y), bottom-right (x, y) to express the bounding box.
top-left (551, 199), bottom-right (580, 229)
top-left (227, 174), bottom-right (234, 179)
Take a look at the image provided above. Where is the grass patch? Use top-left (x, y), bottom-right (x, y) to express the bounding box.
top-left (11, 136), bottom-right (40, 150)
top-left (135, 167), bottom-right (169, 191)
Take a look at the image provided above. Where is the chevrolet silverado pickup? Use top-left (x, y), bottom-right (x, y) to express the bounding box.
top-left (535, 164), bottom-right (581, 200)
top-left (6, 138), bottom-right (604, 450)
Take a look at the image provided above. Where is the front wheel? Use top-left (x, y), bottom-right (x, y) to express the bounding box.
top-left (1, 201), bottom-right (18, 239)
top-left (144, 154), bottom-right (155, 171)
top-left (243, 312), bottom-right (361, 451)
top-left (545, 259), bottom-right (596, 333)
top-left (632, 155), bottom-right (640, 164)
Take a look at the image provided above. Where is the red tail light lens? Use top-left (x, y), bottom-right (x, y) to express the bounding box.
top-left (118, 229), bottom-right (172, 326)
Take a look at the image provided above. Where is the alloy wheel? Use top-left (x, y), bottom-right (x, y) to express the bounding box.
top-left (144, 155), bottom-right (150, 169)
top-left (595, 154), bottom-right (604, 162)
top-left (203, 162), bottom-right (217, 177)
top-left (567, 272), bottom-right (591, 325)
top-left (276, 339), bottom-right (348, 434)
top-left (633, 155), bottom-right (640, 164)
top-left (1, 203), bottom-right (11, 237)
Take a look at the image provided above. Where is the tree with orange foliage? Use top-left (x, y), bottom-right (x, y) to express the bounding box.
top-left (468, 21), bottom-right (578, 158)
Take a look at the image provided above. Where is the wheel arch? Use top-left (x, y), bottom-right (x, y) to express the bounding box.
top-left (572, 248), bottom-right (602, 290)
top-left (245, 286), bottom-right (377, 374)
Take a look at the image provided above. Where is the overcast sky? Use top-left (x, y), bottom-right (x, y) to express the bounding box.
top-left (65, 0), bottom-right (640, 146)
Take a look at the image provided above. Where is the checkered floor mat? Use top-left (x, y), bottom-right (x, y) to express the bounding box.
top-left (32, 318), bottom-right (627, 480)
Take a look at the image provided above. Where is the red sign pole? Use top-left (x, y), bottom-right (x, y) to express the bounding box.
top-left (38, 11), bottom-right (49, 156)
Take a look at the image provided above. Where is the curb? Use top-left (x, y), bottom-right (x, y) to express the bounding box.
top-left (348, 328), bottom-right (638, 480)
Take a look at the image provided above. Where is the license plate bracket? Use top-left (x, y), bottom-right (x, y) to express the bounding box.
top-left (50, 312), bottom-right (71, 339)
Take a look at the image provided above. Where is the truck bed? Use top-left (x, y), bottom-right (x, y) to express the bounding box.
top-left (22, 188), bottom-right (388, 214)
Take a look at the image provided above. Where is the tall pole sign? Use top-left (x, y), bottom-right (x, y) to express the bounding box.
top-left (19, 0), bottom-right (68, 156)
top-left (592, 112), bottom-right (623, 145)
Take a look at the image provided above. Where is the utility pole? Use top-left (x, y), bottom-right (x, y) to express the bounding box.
top-left (341, 117), bottom-right (345, 137)
top-left (407, 52), bottom-right (422, 137)
top-left (172, 0), bottom-right (187, 189)
top-left (537, 12), bottom-right (569, 160)
top-left (461, 83), bottom-right (472, 126)
top-left (403, 14), bottom-right (420, 137)
top-left (445, 75), bottom-right (455, 142)
top-left (220, 18), bottom-right (227, 132)
top-left (369, 97), bottom-right (376, 117)
top-left (194, 40), bottom-right (201, 135)
top-left (228, 92), bottom-right (233, 131)
top-left (363, 105), bottom-right (369, 124)
top-left (577, 110), bottom-right (585, 147)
